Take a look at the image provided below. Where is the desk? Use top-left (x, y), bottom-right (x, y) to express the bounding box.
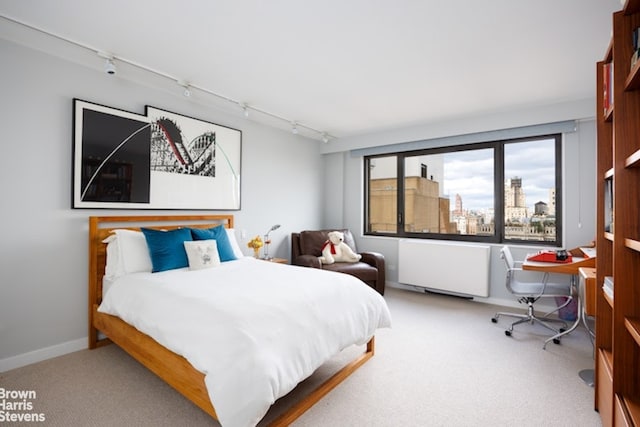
top-left (522, 255), bottom-right (595, 349)
top-left (522, 256), bottom-right (595, 275)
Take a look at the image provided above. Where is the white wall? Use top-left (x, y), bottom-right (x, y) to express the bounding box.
top-left (0, 38), bottom-right (324, 369)
top-left (325, 116), bottom-right (597, 306)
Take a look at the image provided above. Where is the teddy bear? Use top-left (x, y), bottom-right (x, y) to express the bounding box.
top-left (319, 231), bottom-right (362, 265)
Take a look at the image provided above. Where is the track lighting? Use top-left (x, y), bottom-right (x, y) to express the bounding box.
top-left (104, 58), bottom-right (116, 75)
top-left (240, 103), bottom-right (249, 118)
top-left (33, 25), bottom-right (338, 142)
top-left (177, 80), bottom-right (191, 97)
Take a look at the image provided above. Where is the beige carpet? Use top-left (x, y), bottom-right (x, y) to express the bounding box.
top-left (0, 287), bottom-right (601, 426)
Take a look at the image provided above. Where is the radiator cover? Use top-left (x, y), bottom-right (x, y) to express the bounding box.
top-left (398, 239), bottom-right (490, 297)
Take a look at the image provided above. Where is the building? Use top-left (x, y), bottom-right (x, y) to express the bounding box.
top-left (504, 177), bottom-right (528, 222)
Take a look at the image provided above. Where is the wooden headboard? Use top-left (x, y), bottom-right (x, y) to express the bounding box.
top-left (88, 215), bottom-right (234, 348)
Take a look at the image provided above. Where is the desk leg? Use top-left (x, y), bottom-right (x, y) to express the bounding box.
top-left (543, 274), bottom-right (596, 387)
top-left (582, 314), bottom-right (596, 344)
top-left (578, 313), bottom-right (596, 387)
top-left (579, 369), bottom-right (594, 387)
top-left (579, 282), bottom-right (596, 387)
top-left (543, 275), bottom-right (581, 350)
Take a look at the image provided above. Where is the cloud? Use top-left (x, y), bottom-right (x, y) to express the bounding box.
top-left (440, 138), bottom-right (555, 211)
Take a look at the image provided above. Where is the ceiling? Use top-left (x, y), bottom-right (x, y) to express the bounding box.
top-left (0, 0), bottom-right (622, 141)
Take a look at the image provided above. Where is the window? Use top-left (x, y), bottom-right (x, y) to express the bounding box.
top-left (364, 134), bottom-right (562, 245)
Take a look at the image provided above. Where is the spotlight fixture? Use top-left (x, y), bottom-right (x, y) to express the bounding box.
top-left (240, 103), bottom-right (250, 118)
top-left (291, 122), bottom-right (299, 135)
top-left (321, 132), bottom-right (329, 143)
top-left (104, 58), bottom-right (116, 75)
top-left (177, 80), bottom-right (191, 97)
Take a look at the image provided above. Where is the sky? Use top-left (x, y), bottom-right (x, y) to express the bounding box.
top-left (442, 138), bottom-right (556, 213)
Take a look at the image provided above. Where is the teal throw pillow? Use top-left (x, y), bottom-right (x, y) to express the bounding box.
top-left (141, 227), bottom-right (193, 272)
top-left (190, 225), bottom-right (237, 262)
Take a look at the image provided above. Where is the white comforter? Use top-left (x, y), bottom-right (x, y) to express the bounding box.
top-left (98, 257), bottom-right (391, 427)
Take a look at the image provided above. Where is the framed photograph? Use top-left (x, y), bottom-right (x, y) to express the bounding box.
top-left (72, 99), bottom-right (241, 209)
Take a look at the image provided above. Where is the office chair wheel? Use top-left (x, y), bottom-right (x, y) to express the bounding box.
top-left (559, 328), bottom-right (566, 333)
top-left (553, 338), bottom-right (560, 345)
top-left (505, 330), bottom-right (512, 337)
top-left (491, 317), bottom-right (497, 323)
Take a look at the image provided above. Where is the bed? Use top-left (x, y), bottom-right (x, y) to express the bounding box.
top-left (88, 215), bottom-right (391, 427)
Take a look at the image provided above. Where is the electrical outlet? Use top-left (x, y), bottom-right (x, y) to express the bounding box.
top-left (241, 229), bottom-right (247, 239)
top-left (388, 264), bottom-right (396, 271)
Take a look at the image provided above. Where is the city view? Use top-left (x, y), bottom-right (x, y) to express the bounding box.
top-left (367, 138), bottom-right (557, 242)
top-left (450, 176), bottom-right (556, 241)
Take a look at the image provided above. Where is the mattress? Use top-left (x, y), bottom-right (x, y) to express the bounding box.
top-left (98, 257), bottom-right (391, 427)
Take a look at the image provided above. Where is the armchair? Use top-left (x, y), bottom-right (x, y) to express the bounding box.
top-left (291, 229), bottom-right (385, 295)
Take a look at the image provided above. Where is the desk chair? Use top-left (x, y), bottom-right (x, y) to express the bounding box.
top-left (491, 246), bottom-right (573, 343)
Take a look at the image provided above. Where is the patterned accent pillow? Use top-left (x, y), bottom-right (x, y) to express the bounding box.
top-left (184, 240), bottom-right (221, 270)
top-left (190, 225), bottom-right (237, 262)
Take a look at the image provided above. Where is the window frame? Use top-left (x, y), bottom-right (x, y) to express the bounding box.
top-left (363, 134), bottom-right (563, 247)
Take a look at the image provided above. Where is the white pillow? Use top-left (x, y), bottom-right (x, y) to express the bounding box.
top-left (184, 240), bottom-right (221, 270)
top-left (103, 234), bottom-right (123, 279)
top-left (102, 229), bottom-right (153, 279)
top-left (226, 228), bottom-right (245, 258)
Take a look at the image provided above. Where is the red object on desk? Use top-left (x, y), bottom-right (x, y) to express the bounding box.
top-left (526, 251), bottom-right (573, 264)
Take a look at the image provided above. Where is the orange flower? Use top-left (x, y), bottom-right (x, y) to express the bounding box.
top-left (247, 235), bottom-right (264, 249)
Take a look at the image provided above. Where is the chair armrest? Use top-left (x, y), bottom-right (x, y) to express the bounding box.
top-left (292, 254), bottom-right (322, 269)
top-left (360, 251), bottom-right (385, 269)
top-left (361, 251), bottom-right (386, 295)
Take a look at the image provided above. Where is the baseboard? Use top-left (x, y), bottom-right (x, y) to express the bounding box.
top-left (386, 281), bottom-right (559, 312)
top-left (0, 337), bottom-right (87, 373)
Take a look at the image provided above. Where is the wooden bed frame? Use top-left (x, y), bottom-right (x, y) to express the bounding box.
top-left (88, 215), bottom-right (375, 426)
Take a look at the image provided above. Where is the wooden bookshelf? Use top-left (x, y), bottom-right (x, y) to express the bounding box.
top-left (625, 238), bottom-right (640, 252)
top-left (625, 148), bottom-right (640, 167)
top-left (604, 168), bottom-right (614, 179)
top-left (626, 318), bottom-right (640, 346)
top-left (595, 2), bottom-right (640, 425)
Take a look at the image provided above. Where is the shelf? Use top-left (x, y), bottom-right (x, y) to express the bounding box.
top-left (626, 57), bottom-right (640, 91)
top-left (605, 168), bottom-right (614, 179)
top-left (604, 289), bottom-right (614, 309)
top-left (604, 107), bottom-right (614, 122)
top-left (605, 232), bottom-right (614, 242)
top-left (626, 148), bottom-right (640, 167)
top-left (626, 318), bottom-right (640, 346)
top-left (626, 238), bottom-right (640, 252)
top-left (623, 395), bottom-right (640, 426)
top-left (603, 348), bottom-right (614, 371)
